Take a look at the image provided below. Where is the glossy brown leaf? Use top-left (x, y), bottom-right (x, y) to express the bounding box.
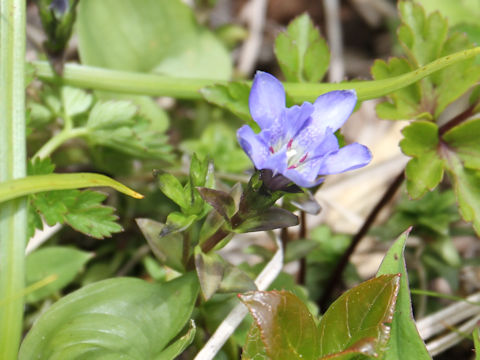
top-left (239, 290), bottom-right (319, 360)
top-left (318, 274), bottom-right (400, 359)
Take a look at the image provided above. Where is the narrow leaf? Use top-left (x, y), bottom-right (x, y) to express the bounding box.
top-left (0, 173), bottom-right (144, 203)
top-left (156, 320), bottom-right (196, 360)
top-left (376, 230), bottom-right (431, 360)
top-left (234, 207), bottom-right (298, 233)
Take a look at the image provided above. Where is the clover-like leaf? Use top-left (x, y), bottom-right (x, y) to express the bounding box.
top-left (400, 121), bottom-right (444, 198)
top-left (443, 118), bottom-right (480, 170)
top-left (239, 290), bottom-right (320, 360)
top-left (274, 13), bottom-right (329, 83)
top-left (377, 229), bottom-right (431, 360)
top-left (201, 82), bottom-right (252, 123)
top-left (444, 151), bottom-right (480, 235)
top-left (318, 274), bottom-right (400, 359)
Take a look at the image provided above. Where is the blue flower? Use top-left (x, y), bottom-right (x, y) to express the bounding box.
top-left (237, 71), bottom-right (372, 188)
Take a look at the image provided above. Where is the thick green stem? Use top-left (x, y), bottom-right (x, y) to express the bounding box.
top-left (0, 0), bottom-right (27, 358)
top-left (32, 47), bottom-right (480, 102)
top-left (34, 127), bottom-right (89, 159)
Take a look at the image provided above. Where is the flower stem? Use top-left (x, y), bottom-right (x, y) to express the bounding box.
top-left (33, 127), bottom-right (89, 159)
top-left (0, 0), bottom-right (27, 358)
top-left (32, 47), bottom-right (480, 102)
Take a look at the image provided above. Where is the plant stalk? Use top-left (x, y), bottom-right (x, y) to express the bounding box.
top-left (0, 0), bottom-right (27, 358)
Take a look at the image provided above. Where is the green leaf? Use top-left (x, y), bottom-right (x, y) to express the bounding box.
top-left (28, 157), bottom-right (55, 176)
top-left (195, 248), bottom-right (225, 300)
top-left (398, 1), bottom-right (448, 67)
top-left (77, 0), bottom-right (231, 80)
top-left (61, 86), bottom-right (93, 118)
top-left (431, 32), bottom-right (480, 116)
top-left (242, 323), bottom-right (268, 360)
top-left (234, 207), bottom-right (299, 233)
top-left (19, 273), bottom-right (199, 359)
top-left (444, 151), bottom-right (480, 235)
top-left (89, 114), bottom-right (173, 160)
top-left (443, 118), bottom-right (480, 170)
top-left (157, 173), bottom-right (188, 209)
top-left (474, 327), bottom-right (480, 360)
top-left (318, 274), bottom-right (400, 359)
top-left (201, 82), bottom-right (252, 123)
top-left (400, 121), bottom-right (444, 198)
top-left (371, 57), bottom-right (422, 120)
top-left (274, 13), bottom-right (329, 82)
top-left (26, 247), bottom-right (93, 303)
top-left (239, 290), bottom-right (319, 360)
top-left (136, 218), bottom-right (185, 273)
top-left (415, 0), bottom-right (480, 27)
top-left (376, 230), bottom-right (431, 360)
top-left (156, 320), bottom-right (196, 360)
top-left (32, 189), bottom-right (123, 239)
top-left (0, 172), bottom-right (144, 203)
top-left (64, 190), bottom-right (123, 239)
top-left (86, 100), bottom-right (137, 130)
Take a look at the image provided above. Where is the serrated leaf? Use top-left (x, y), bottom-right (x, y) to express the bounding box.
top-left (431, 32), bottom-right (480, 116)
top-left (201, 82), bottom-right (252, 123)
top-left (443, 118), bottom-right (480, 170)
top-left (87, 100), bottom-right (137, 130)
top-left (64, 190), bottom-right (123, 239)
top-left (377, 230), bottom-right (431, 360)
top-left (27, 157), bottom-right (55, 176)
top-left (61, 86), bottom-right (93, 118)
top-left (398, 2), bottom-right (448, 67)
top-left (444, 151), bottom-right (480, 235)
top-left (136, 218), bottom-right (185, 272)
top-left (371, 57), bottom-right (422, 120)
top-left (32, 189), bottom-right (122, 239)
top-left (318, 274), bottom-right (400, 359)
top-left (400, 121), bottom-right (444, 198)
top-left (239, 290), bottom-right (319, 360)
top-left (234, 207), bottom-right (298, 233)
top-left (89, 114), bottom-right (173, 160)
top-left (26, 247), bottom-right (93, 303)
top-left (416, 0), bottom-right (480, 27)
top-left (274, 13), bottom-right (329, 82)
top-left (242, 322), bottom-right (268, 360)
top-left (19, 273), bottom-right (199, 359)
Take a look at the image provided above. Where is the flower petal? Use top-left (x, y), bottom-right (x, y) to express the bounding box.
top-left (249, 71), bottom-right (286, 130)
top-left (283, 163), bottom-right (325, 188)
top-left (237, 125), bottom-right (270, 169)
top-left (318, 143), bottom-right (372, 175)
top-left (285, 102), bottom-right (314, 138)
top-left (311, 90), bottom-right (357, 134)
top-left (309, 130), bottom-right (339, 159)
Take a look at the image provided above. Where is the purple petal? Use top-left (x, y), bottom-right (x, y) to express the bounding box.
top-left (285, 102), bottom-right (314, 138)
top-left (237, 125), bottom-right (270, 169)
top-left (311, 90), bottom-right (357, 134)
top-left (283, 161), bottom-right (325, 188)
top-left (263, 149), bottom-right (288, 175)
top-left (309, 131), bottom-right (339, 159)
top-left (249, 72), bottom-right (286, 130)
top-left (318, 143), bottom-right (372, 175)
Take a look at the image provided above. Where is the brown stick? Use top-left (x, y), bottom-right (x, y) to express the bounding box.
top-left (319, 170), bottom-right (405, 311)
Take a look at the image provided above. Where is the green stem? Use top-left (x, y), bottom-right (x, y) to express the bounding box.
top-left (34, 127), bottom-right (89, 159)
top-left (0, 0), bottom-right (26, 358)
top-left (32, 47), bottom-right (480, 102)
